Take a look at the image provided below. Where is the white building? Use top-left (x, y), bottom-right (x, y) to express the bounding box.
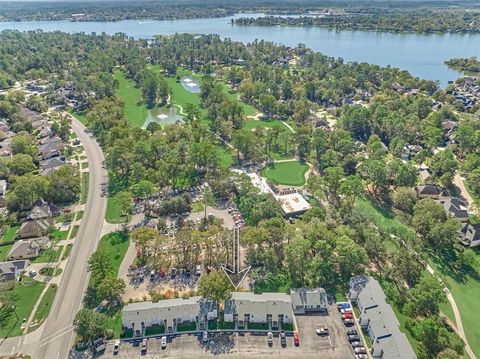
top-left (290, 287), bottom-right (328, 314)
top-left (122, 296), bottom-right (217, 336)
top-left (276, 193), bottom-right (311, 217)
top-left (224, 292), bottom-right (293, 329)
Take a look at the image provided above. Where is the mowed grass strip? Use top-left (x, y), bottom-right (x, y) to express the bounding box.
top-left (97, 231), bottom-right (130, 276)
top-left (262, 161), bottom-right (308, 186)
top-left (114, 69), bottom-right (147, 128)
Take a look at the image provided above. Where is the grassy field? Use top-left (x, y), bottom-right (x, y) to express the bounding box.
top-left (114, 69), bottom-right (147, 128)
top-left (218, 146), bottom-right (234, 168)
top-left (0, 278), bottom-right (46, 337)
top-left (0, 243), bottom-right (13, 261)
top-left (105, 196), bottom-right (127, 224)
top-left (355, 198), bottom-right (416, 241)
top-left (262, 161), bottom-right (308, 186)
top-left (50, 228), bottom-right (69, 241)
top-left (28, 284), bottom-right (58, 333)
top-left (218, 82), bottom-right (257, 117)
top-left (1, 225), bottom-right (19, 243)
top-left (97, 231), bottom-right (130, 276)
top-left (81, 172), bottom-right (89, 204)
top-left (32, 246), bottom-right (62, 263)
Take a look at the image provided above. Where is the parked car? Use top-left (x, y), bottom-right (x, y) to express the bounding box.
top-left (337, 302), bottom-right (351, 311)
top-left (351, 341), bottom-right (363, 348)
top-left (267, 332), bottom-right (273, 346)
top-left (202, 331), bottom-right (208, 343)
top-left (113, 340), bottom-right (120, 354)
top-left (348, 335), bottom-right (361, 342)
top-left (171, 268), bottom-right (177, 279)
top-left (293, 332), bottom-right (299, 346)
top-left (346, 329), bottom-right (358, 336)
top-left (94, 338), bottom-right (106, 353)
top-left (343, 319), bottom-right (355, 326)
top-left (341, 308), bottom-right (353, 314)
top-left (280, 331), bottom-right (286, 347)
top-left (29, 269), bottom-right (37, 278)
top-left (195, 265), bottom-right (202, 276)
top-left (342, 313), bottom-right (353, 319)
top-left (141, 339), bottom-right (148, 354)
top-left (161, 336), bottom-right (167, 349)
top-left (316, 326), bottom-right (329, 336)
top-left (354, 347), bottom-right (367, 354)
top-left (159, 270), bottom-right (166, 277)
top-left (356, 354), bottom-right (368, 359)
top-left (150, 270), bottom-right (155, 281)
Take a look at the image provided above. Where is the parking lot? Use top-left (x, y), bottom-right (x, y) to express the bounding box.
top-left (97, 303), bottom-right (355, 359)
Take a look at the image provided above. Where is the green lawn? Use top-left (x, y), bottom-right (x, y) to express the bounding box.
top-left (55, 213), bottom-right (74, 224)
top-left (50, 228), bottom-right (69, 241)
top-left (355, 198), bottom-right (416, 241)
top-left (97, 231), bottom-right (130, 276)
top-left (107, 309), bottom-right (124, 339)
top-left (28, 284), bottom-right (57, 333)
top-left (247, 322), bottom-right (268, 330)
top-left (31, 246), bottom-right (62, 263)
top-left (176, 321), bottom-right (197, 332)
top-left (81, 162), bottom-right (88, 170)
top-left (218, 146), bottom-right (234, 168)
top-left (105, 196), bottom-right (127, 224)
top-left (0, 243), bottom-right (13, 261)
top-left (67, 109), bottom-right (88, 125)
top-left (70, 225), bottom-right (79, 239)
top-left (0, 278), bottom-right (46, 337)
top-left (262, 161), bottom-right (308, 186)
top-left (1, 225), bottom-right (19, 244)
top-left (114, 69), bottom-right (147, 128)
top-left (76, 211), bottom-right (84, 221)
top-left (62, 244), bottom-right (73, 260)
top-left (429, 258), bottom-right (480, 357)
top-left (145, 324), bottom-right (165, 336)
top-left (81, 173), bottom-right (89, 204)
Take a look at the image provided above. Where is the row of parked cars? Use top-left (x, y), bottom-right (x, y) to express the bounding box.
top-left (337, 302), bottom-right (368, 359)
top-left (228, 206), bottom-right (245, 227)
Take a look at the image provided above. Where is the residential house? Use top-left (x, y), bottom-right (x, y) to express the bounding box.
top-left (436, 197), bottom-right (469, 222)
top-left (7, 237), bottom-right (49, 260)
top-left (224, 292), bottom-right (293, 329)
top-left (418, 169), bottom-right (432, 184)
top-left (290, 287), bottom-right (327, 314)
top-left (39, 141), bottom-right (64, 160)
top-left (349, 275), bottom-right (416, 359)
top-left (16, 219), bottom-right (51, 239)
top-left (27, 202), bottom-right (52, 221)
top-left (122, 296), bottom-right (217, 336)
top-left (0, 260), bottom-right (30, 282)
top-left (40, 156), bottom-right (65, 176)
top-left (415, 184), bottom-right (447, 199)
top-left (459, 223), bottom-right (480, 248)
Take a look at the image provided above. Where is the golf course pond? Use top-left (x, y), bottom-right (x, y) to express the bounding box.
top-left (180, 76), bottom-right (201, 93)
top-left (143, 106), bottom-right (184, 128)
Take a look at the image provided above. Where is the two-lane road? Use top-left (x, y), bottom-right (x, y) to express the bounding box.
top-left (36, 115), bottom-right (107, 359)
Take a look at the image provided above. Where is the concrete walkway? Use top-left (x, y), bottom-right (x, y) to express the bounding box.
top-left (426, 265), bottom-right (477, 359)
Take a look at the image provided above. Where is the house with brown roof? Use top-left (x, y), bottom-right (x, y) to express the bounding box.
top-left (7, 237), bottom-right (49, 260)
top-left (415, 185), bottom-right (447, 199)
top-left (16, 219), bottom-right (51, 239)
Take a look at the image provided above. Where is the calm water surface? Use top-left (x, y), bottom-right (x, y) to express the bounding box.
top-left (1, 13), bottom-right (479, 86)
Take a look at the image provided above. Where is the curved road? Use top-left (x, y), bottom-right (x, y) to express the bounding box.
top-left (35, 115), bottom-right (107, 359)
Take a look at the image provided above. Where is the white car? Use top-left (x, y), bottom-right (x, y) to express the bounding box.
top-left (29, 269), bottom-right (37, 278)
top-left (113, 340), bottom-right (120, 354)
top-left (161, 336), bottom-right (167, 349)
top-left (202, 331), bottom-right (208, 342)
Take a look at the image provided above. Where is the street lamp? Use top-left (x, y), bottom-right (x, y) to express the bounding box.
top-left (11, 306), bottom-right (19, 322)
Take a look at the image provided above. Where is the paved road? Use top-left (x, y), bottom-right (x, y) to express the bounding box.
top-left (35, 115), bottom-right (107, 359)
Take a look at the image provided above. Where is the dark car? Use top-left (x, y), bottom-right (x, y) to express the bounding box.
top-left (346, 329), bottom-right (358, 336)
top-left (280, 331), bottom-right (286, 347)
top-left (348, 335), bottom-right (361, 342)
top-left (343, 319), bottom-right (355, 327)
top-left (171, 268), bottom-right (177, 278)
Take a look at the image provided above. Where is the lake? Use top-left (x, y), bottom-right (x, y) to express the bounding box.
top-left (1, 13), bottom-right (479, 86)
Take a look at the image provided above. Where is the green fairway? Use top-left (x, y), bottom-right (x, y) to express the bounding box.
top-left (429, 257), bottom-right (480, 357)
top-left (0, 278), bottom-right (46, 337)
top-left (114, 69), bottom-right (147, 128)
top-left (262, 161), bottom-right (308, 186)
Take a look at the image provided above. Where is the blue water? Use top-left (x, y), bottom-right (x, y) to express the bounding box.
top-left (1, 13), bottom-right (479, 86)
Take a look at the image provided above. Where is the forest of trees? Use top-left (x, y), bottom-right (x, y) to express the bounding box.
top-left (446, 57), bottom-right (480, 75)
